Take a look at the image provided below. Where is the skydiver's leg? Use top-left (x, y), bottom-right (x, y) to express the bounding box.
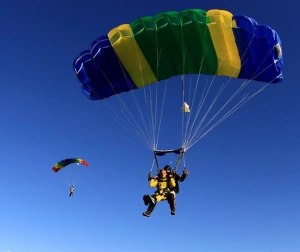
top-left (143, 194), bottom-right (156, 206)
top-left (142, 194), bottom-right (160, 217)
top-left (143, 202), bottom-right (156, 217)
top-left (167, 192), bottom-right (176, 215)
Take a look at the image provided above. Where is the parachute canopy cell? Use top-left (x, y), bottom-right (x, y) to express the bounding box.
top-left (73, 8), bottom-right (283, 101)
top-left (52, 158), bottom-right (89, 173)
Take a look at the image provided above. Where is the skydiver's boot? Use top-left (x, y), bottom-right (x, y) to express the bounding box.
top-left (142, 212), bottom-right (151, 217)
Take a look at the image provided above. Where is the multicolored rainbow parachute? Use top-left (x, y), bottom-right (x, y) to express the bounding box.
top-left (73, 8), bottom-right (283, 101)
top-left (52, 158), bottom-right (89, 173)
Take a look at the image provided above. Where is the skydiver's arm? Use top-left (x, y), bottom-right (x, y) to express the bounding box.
top-left (174, 173), bottom-right (187, 182)
top-left (148, 172), bottom-right (159, 180)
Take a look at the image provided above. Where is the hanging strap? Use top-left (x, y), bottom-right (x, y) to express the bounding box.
top-left (148, 159), bottom-right (155, 181)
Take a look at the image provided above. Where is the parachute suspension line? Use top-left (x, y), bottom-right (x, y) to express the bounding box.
top-left (182, 24), bottom-right (211, 148)
top-left (116, 40), bottom-right (163, 150)
top-left (66, 163), bottom-right (71, 186)
top-left (186, 44), bottom-right (278, 149)
top-left (131, 83), bottom-right (154, 148)
top-left (100, 91), bottom-right (153, 149)
top-left (59, 163), bottom-right (84, 187)
top-left (153, 28), bottom-right (168, 150)
top-left (79, 81), bottom-right (149, 149)
top-left (83, 57), bottom-right (153, 150)
top-left (121, 29), bottom-right (167, 151)
top-left (99, 100), bottom-right (152, 149)
top-left (184, 53), bottom-right (222, 149)
top-left (183, 78), bottom-right (193, 148)
top-left (179, 22), bottom-right (190, 150)
top-left (145, 78), bottom-right (159, 149)
top-left (148, 79), bottom-right (156, 149)
top-left (71, 164), bottom-right (85, 186)
top-left (186, 79), bottom-right (272, 150)
top-left (142, 83), bottom-right (155, 148)
top-left (116, 53), bottom-right (156, 148)
top-left (182, 46), bottom-right (209, 149)
top-left (183, 32), bottom-right (238, 147)
top-left (140, 46), bottom-right (162, 149)
top-left (186, 76), bottom-right (233, 147)
top-left (183, 75), bottom-right (202, 148)
top-left (184, 44), bottom-right (245, 150)
top-left (128, 45), bottom-right (156, 149)
top-left (85, 90), bottom-right (150, 149)
top-left (146, 29), bottom-right (159, 150)
top-left (143, 76), bottom-right (164, 150)
top-left (182, 26), bottom-right (242, 149)
top-left (153, 56), bottom-right (159, 148)
top-left (185, 55), bottom-right (248, 149)
top-left (185, 45), bottom-right (278, 151)
top-left (181, 23), bottom-right (185, 148)
top-left (155, 80), bottom-right (168, 150)
top-left (181, 74), bottom-right (186, 145)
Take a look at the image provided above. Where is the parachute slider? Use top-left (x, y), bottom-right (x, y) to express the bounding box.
top-left (153, 148), bottom-right (185, 173)
top-left (181, 102), bottom-right (190, 113)
top-left (153, 148), bottom-right (183, 156)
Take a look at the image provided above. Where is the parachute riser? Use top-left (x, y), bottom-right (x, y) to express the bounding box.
top-left (172, 150), bottom-right (185, 173)
top-left (154, 152), bottom-right (160, 172)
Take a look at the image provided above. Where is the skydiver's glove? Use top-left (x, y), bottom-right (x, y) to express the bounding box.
top-left (148, 172), bottom-right (152, 181)
top-left (183, 167), bottom-right (189, 176)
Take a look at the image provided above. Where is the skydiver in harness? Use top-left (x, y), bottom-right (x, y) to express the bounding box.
top-left (163, 165), bottom-right (189, 214)
top-left (152, 165), bottom-right (189, 215)
top-left (142, 169), bottom-right (176, 217)
top-left (69, 184), bottom-right (75, 197)
top-left (142, 147), bottom-right (189, 216)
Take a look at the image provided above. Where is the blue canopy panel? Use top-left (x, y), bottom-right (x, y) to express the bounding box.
top-left (154, 148), bottom-right (183, 156)
top-left (73, 35), bottom-right (137, 100)
top-left (233, 15), bottom-right (283, 84)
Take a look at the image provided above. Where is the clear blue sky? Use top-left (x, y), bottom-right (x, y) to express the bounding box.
top-left (0, 0), bottom-right (299, 251)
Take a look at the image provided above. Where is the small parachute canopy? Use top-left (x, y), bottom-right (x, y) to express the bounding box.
top-left (52, 158), bottom-right (88, 173)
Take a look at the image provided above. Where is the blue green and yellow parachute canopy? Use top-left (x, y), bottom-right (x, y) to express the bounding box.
top-left (52, 158), bottom-right (89, 173)
top-left (73, 8), bottom-right (283, 101)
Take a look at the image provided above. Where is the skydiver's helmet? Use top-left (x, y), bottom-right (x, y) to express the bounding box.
top-left (163, 165), bottom-right (171, 173)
